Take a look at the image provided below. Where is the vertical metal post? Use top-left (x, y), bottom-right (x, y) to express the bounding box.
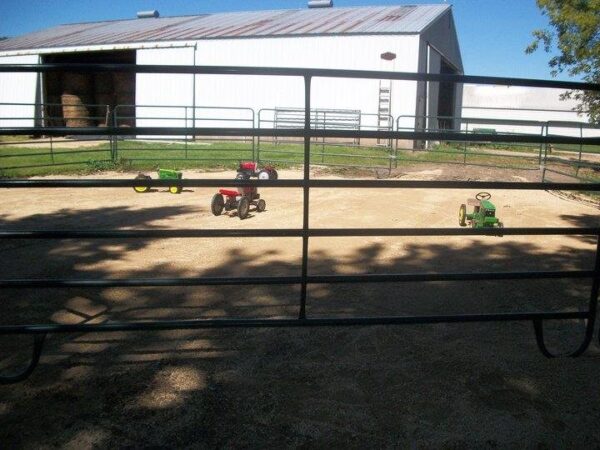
top-left (113, 106), bottom-right (118, 161)
top-left (543, 123), bottom-right (548, 167)
top-left (184, 107), bottom-right (188, 160)
top-left (251, 109), bottom-right (256, 162)
top-left (256, 110), bottom-right (262, 164)
top-left (50, 135), bottom-right (54, 164)
top-left (463, 120), bottom-right (468, 165)
top-left (576, 123), bottom-right (583, 177)
top-left (538, 124), bottom-right (544, 166)
top-left (299, 75), bottom-right (311, 320)
top-left (322, 111), bottom-right (326, 164)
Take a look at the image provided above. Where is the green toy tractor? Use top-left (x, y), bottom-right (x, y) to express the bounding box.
top-left (133, 168), bottom-right (182, 194)
top-left (459, 192), bottom-right (504, 230)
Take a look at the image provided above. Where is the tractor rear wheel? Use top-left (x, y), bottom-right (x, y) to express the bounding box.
top-left (238, 196), bottom-right (250, 219)
top-left (458, 204), bottom-right (467, 226)
top-left (256, 199), bottom-right (266, 212)
top-left (211, 194), bottom-right (224, 216)
top-left (133, 174), bottom-right (151, 193)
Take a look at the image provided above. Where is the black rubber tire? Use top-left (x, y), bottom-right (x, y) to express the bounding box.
top-left (458, 204), bottom-right (467, 227)
top-left (211, 194), bottom-right (224, 216)
top-left (497, 222), bottom-right (504, 237)
top-left (270, 169), bottom-right (278, 180)
top-left (169, 185), bottom-right (182, 194)
top-left (238, 196), bottom-right (250, 219)
top-left (133, 174), bottom-right (151, 193)
top-left (256, 199), bottom-right (266, 212)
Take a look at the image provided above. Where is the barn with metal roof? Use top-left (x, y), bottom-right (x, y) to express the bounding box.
top-left (0, 3), bottom-right (462, 133)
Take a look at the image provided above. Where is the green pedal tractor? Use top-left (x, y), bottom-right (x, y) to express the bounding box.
top-left (459, 192), bottom-right (504, 230)
top-left (133, 168), bottom-right (183, 194)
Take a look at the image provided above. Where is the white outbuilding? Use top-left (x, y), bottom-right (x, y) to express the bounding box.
top-left (0, 3), bottom-right (463, 132)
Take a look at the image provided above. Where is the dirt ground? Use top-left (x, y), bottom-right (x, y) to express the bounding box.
top-left (1, 164), bottom-right (599, 448)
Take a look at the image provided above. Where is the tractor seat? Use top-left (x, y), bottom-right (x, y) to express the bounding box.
top-left (219, 189), bottom-right (240, 197)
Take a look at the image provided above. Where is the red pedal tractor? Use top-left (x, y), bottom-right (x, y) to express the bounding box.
top-left (211, 162), bottom-right (273, 220)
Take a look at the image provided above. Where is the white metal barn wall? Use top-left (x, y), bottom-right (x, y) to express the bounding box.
top-left (191, 35), bottom-right (421, 128)
top-left (0, 55), bottom-right (40, 128)
top-left (462, 85), bottom-right (599, 137)
top-left (136, 46), bottom-right (195, 137)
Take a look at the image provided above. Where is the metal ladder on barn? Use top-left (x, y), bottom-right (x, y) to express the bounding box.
top-left (377, 79), bottom-right (392, 146)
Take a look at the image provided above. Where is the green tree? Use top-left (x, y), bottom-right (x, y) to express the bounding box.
top-left (526, 0), bottom-right (600, 122)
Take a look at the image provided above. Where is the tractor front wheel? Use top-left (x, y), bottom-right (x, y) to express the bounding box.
top-left (169, 185), bottom-right (182, 194)
top-left (238, 196), bottom-right (250, 219)
top-left (458, 204), bottom-right (467, 227)
top-left (211, 194), bottom-right (224, 216)
top-left (256, 199), bottom-right (266, 212)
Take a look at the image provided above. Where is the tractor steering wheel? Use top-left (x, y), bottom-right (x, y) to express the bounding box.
top-left (476, 192), bottom-right (491, 200)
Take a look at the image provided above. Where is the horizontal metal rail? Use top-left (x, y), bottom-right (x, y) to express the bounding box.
top-left (0, 270), bottom-right (594, 289)
top-left (1, 64), bottom-right (599, 91)
top-left (1, 63), bottom-right (599, 385)
top-left (2, 127), bottom-right (599, 146)
top-left (1, 227), bottom-right (599, 239)
top-left (0, 311), bottom-right (589, 336)
top-left (0, 179), bottom-right (598, 190)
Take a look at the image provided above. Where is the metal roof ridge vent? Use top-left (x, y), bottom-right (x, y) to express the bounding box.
top-left (308, 1), bottom-right (333, 8)
top-left (137, 10), bottom-right (160, 19)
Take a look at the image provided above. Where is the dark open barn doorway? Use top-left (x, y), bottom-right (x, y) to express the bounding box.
top-left (42, 50), bottom-right (136, 129)
top-left (437, 58), bottom-right (457, 130)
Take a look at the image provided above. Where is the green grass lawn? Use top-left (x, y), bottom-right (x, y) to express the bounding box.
top-left (0, 137), bottom-right (596, 178)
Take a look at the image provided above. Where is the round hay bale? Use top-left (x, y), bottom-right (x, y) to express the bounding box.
top-left (62, 72), bottom-right (92, 95)
top-left (61, 94), bottom-right (93, 128)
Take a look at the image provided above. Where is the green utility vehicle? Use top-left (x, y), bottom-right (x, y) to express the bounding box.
top-left (459, 192), bottom-right (504, 229)
top-left (133, 168), bottom-right (183, 194)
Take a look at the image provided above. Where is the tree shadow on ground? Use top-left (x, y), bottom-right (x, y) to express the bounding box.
top-left (1, 210), bottom-right (600, 447)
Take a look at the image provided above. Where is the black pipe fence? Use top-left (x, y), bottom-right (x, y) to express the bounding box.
top-left (2, 102), bottom-right (599, 175)
top-left (1, 63), bottom-right (600, 384)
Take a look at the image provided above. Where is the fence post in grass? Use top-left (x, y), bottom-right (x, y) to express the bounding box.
top-left (251, 108), bottom-right (256, 162)
top-left (538, 124), bottom-right (544, 166)
top-left (543, 123), bottom-right (549, 168)
top-left (321, 111), bottom-right (326, 164)
top-left (112, 105), bottom-right (119, 162)
top-left (576, 123), bottom-right (583, 177)
top-left (463, 120), bottom-right (468, 165)
top-left (184, 107), bottom-right (188, 160)
top-left (50, 135), bottom-right (54, 164)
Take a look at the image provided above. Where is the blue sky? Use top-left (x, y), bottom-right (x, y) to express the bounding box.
top-left (0, 0), bottom-right (569, 81)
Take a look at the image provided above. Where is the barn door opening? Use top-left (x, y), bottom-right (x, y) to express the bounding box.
top-left (42, 50), bottom-right (136, 130)
top-left (437, 59), bottom-right (457, 130)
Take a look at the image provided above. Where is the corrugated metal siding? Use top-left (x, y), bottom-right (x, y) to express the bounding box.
top-left (132, 35), bottom-right (420, 131)
top-left (0, 5), bottom-right (450, 51)
top-left (0, 55), bottom-right (39, 127)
